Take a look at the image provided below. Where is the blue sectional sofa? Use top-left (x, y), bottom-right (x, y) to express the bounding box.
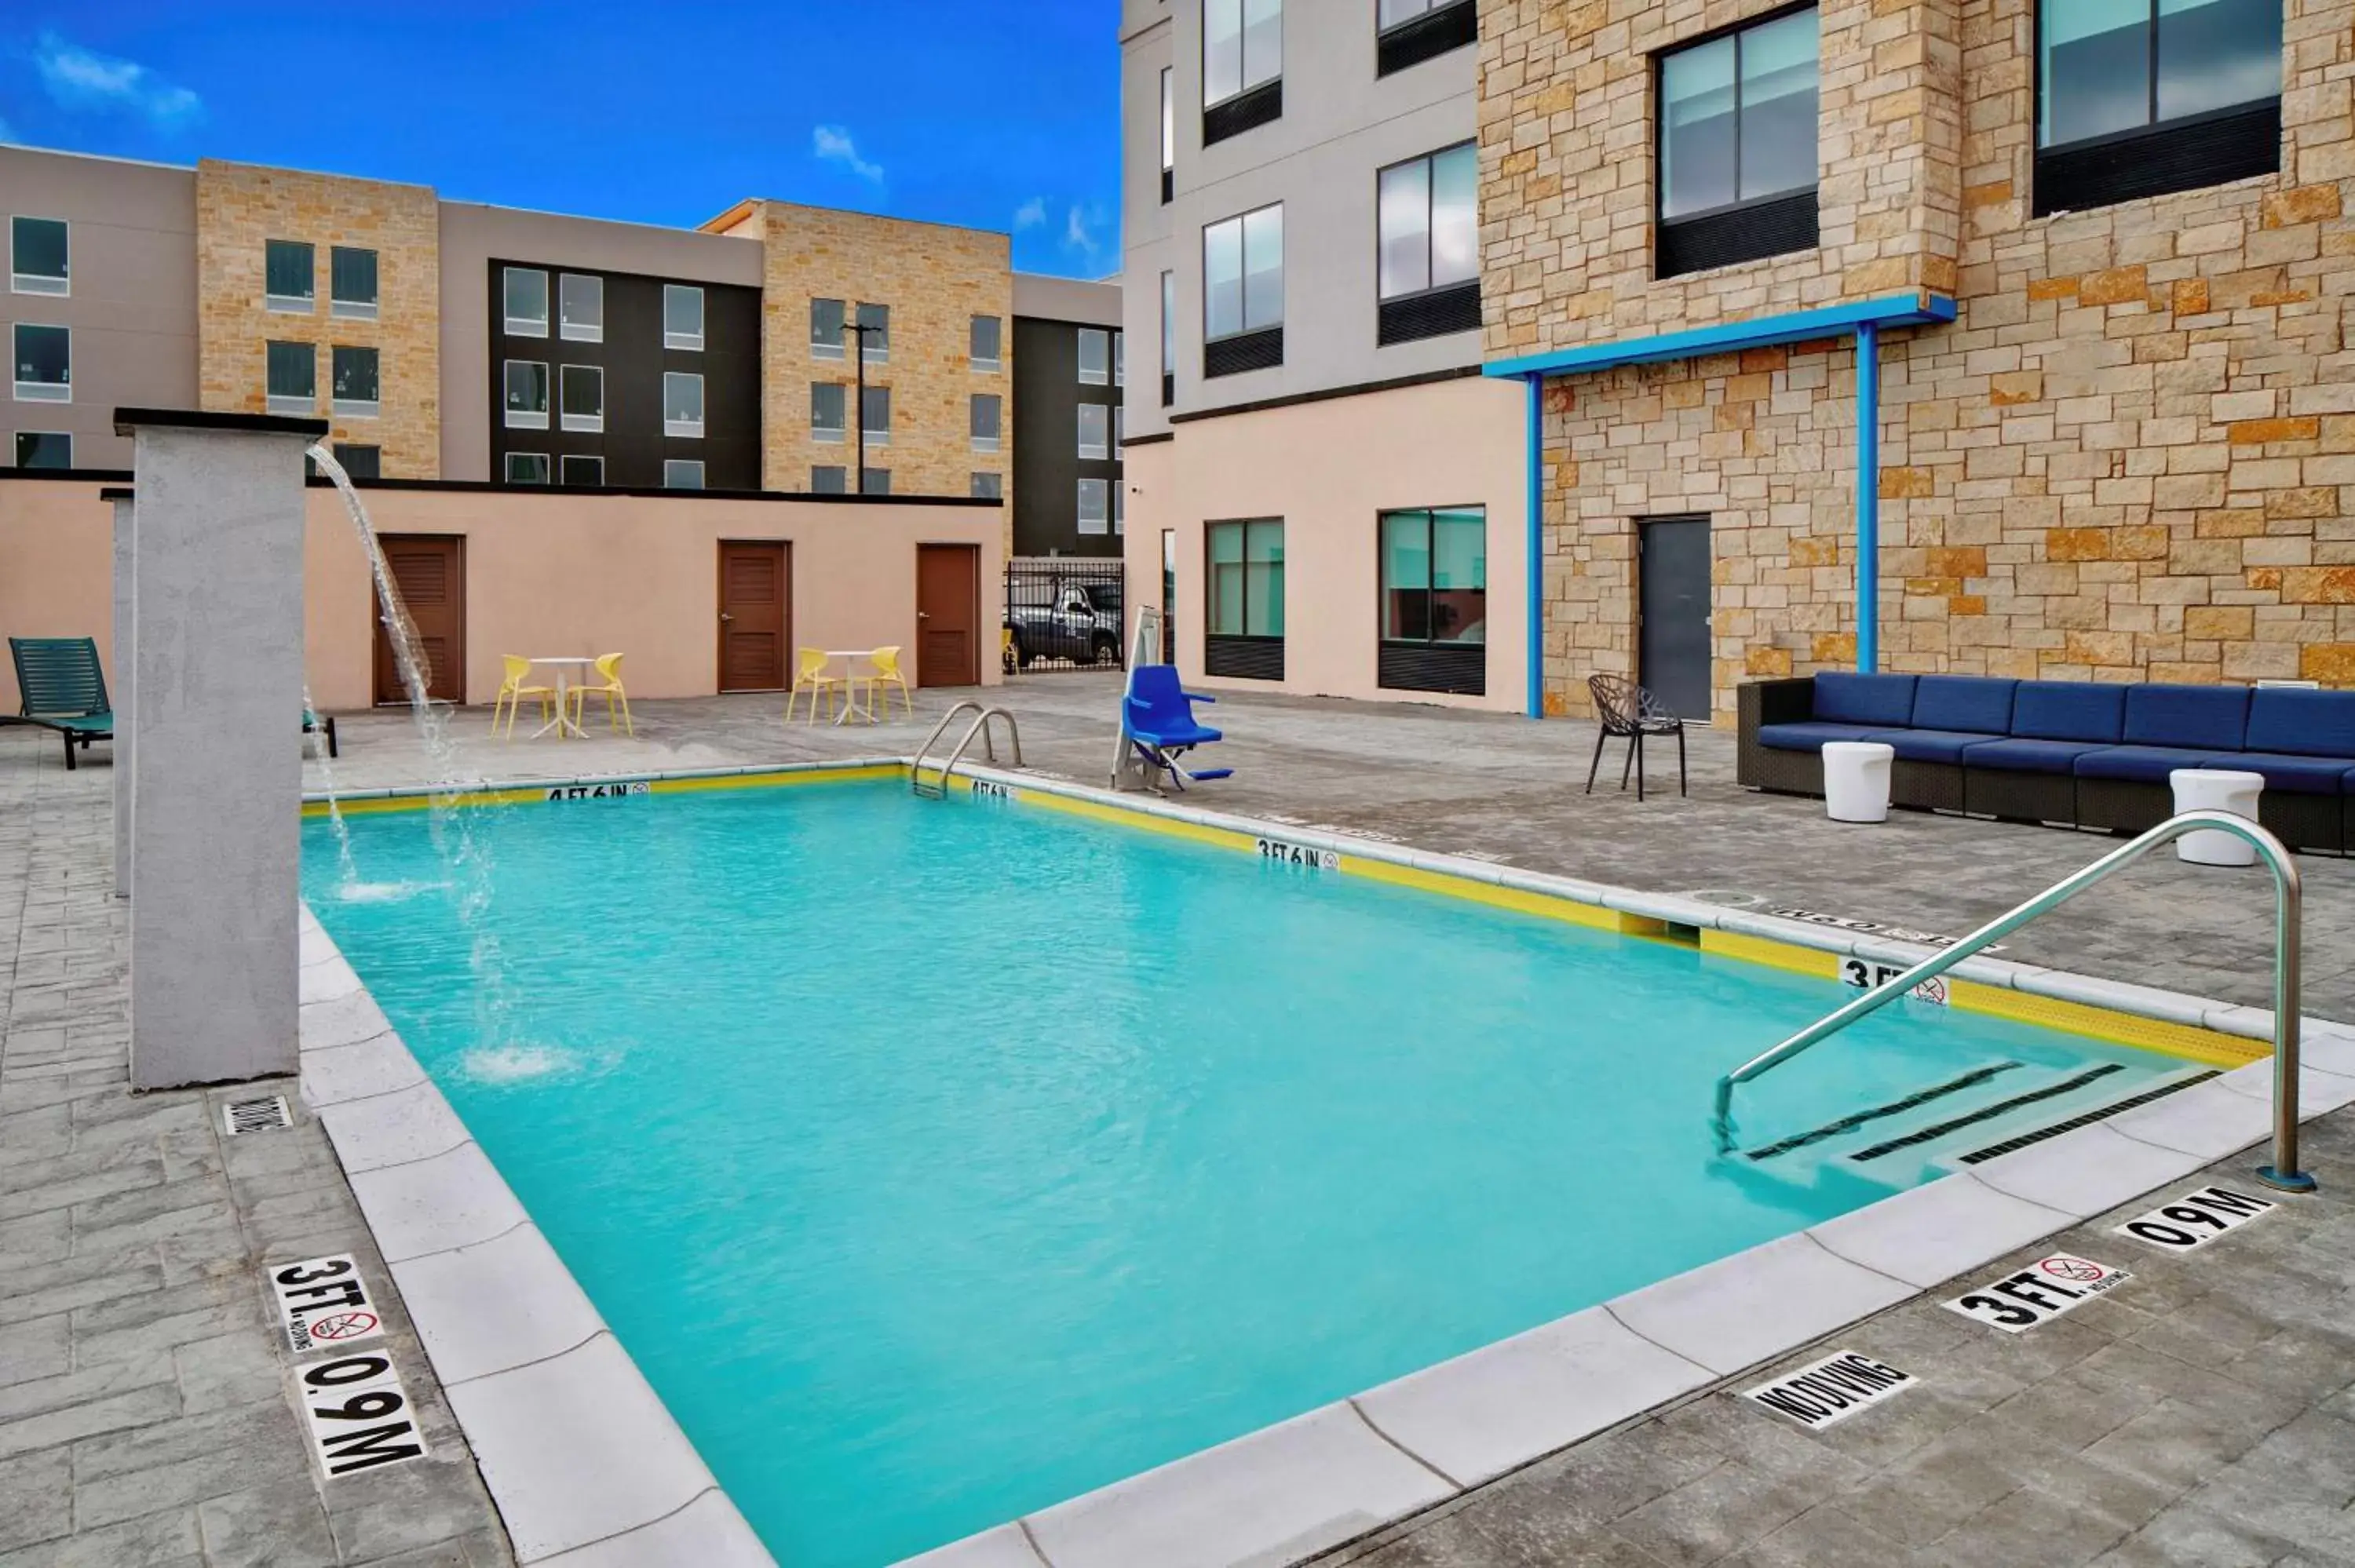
top-left (1737, 673), bottom-right (2355, 851)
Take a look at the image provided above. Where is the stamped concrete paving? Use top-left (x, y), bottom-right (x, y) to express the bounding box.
top-left (0, 742), bottom-right (509, 1565)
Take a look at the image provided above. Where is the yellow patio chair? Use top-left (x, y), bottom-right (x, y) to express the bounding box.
top-left (491, 655), bottom-right (557, 738)
top-left (860, 645), bottom-right (915, 719)
top-left (786, 646), bottom-right (844, 724)
top-left (567, 652), bottom-right (633, 736)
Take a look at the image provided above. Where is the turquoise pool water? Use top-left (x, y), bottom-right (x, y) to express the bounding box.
top-left (305, 783), bottom-right (2171, 1566)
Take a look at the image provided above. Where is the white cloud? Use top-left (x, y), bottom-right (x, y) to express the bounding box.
top-left (34, 33), bottom-right (202, 129)
top-left (1012, 197), bottom-right (1048, 231)
top-left (1062, 203), bottom-right (1112, 264)
top-left (811, 124), bottom-right (883, 184)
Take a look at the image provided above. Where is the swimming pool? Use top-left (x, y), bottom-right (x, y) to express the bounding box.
top-left (304, 779), bottom-right (2201, 1566)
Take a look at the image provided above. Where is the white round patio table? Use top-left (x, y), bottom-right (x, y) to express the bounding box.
top-left (526, 657), bottom-right (597, 739)
top-left (1823, 741), bottom-right (1896, 824)
top-left (2170, 768), bottom-right (2263, 867)
top-left (821, 651), bottom-right (878, 726)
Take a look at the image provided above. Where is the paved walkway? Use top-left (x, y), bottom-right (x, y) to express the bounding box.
top-left (0, 747), bottom-right (509, 1566)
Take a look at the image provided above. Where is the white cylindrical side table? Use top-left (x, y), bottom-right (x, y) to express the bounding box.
top-left (2170, 768), bottom-right (2263, 866)
top-left (1823, 741), bottom-right (1897, 824)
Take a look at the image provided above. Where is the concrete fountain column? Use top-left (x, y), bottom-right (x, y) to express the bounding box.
top-left (102, 486), bottom-right (134, 899)
top-left (115, 409), bottom-right (328, 1091)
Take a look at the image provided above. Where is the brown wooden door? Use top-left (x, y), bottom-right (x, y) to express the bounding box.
top-left (373, 535), bottom-right (465, 706)
top-left (717, 541), bottom-right (790, 691)
top-left (915, 544), bottom-right (980, 687)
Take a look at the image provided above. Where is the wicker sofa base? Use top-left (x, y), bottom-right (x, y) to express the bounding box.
top-left (1892, 759), bottom-right (1966, 813)
top-left (1962, 766), bottom-right (2079, 826)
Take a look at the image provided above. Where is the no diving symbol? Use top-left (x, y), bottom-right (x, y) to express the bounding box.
top-left (306, 1311), bottom-right (380, 1343)
top-left (2039, 1257), bottom-right (2105, 1284)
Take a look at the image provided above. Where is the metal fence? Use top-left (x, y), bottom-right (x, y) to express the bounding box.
top-left (1004, 559), bottom-right (1128, 673)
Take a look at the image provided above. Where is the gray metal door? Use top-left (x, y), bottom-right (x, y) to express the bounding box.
top-left (1638, 516), bottom-right (1711, 721)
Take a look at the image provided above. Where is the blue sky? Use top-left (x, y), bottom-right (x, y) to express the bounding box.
top-left (0, 2), bottom-right (1123, 276)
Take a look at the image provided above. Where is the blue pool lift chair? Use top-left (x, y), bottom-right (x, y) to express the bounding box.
top-left (1122, 665), bottom-right (1232, 792)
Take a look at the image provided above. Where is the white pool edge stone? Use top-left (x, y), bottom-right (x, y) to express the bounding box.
top-left (301, 762), bottom-right (2355, 1568)
top-left (297, 904), bottom-right (775, 1568)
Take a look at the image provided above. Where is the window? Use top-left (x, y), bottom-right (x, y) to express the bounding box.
top-left (665, 284), bottom-right (704, 351)
top-left (860, 385), bottom-right (889, 445)
top-left (1160, 269), bottom-right (1176, 407)
top-left (266, 240), bottom-right (315, 312)
top-left (971, 472), bottom-right (1002, 500)
top-left (330, 247), bottom-right (378, 319)
top-left (812, 465), bottom-right (848, 494)
top-left (1159, 67), bottom-right (1176, 202)
top-left (971, 392), bottom-right (1002, 452)
top-left (504, 359), bottom-right (550, 428)
top-left (665, 459), bottom-right (705, 490)
top-left (1079, 327), bottom-right (1110, 385)
top-left (560, 274), bottom-right (604, 342)
top-left (861, 469), bottom-right (891, 496)
top-left (334, 444), bottom-right (382, 480)
top-left (1115, 406), bottom-right (1126, 447)
top-left (812, 382), bottom-right (846, 441)
top-left (560, 364), bottom-right (604, 432)
top-left (11, 217), bottom-right (68, 295)
top-left (1078, 403), bottom-right (1109, 459)
top-left (504, 267), bottom-right (550, 336)
top-left (1203, 205), bottom-right (1283, 375)
top-left (1378, 0), bottom-right (1477, 75)
top-left (560, 454), bottom-right (603, 487)
top-left (1115, 481), bottom-right (1126, 534)
top-left (15, 432), bottom-right (69, 468)
top-left (13, 323), bottom-right (69, 402)
top-left (506, 452), bottom-right (550, 485)
top-left (811, 297), bottom-right (845, 359)
top-left (856, 303), bottom-right (889, 362)
top-left (1079, 477), bottom-right (1111, 534)
top-left (664, 371), bottom-right (704, 438)
top-left (1657, 8), bottom-right (1820, 278)
top-left (970, 314), bottom-right (1002, 371)
top-left (1379, 506), bottom-right (1488, 694)
top-left (2034, 0), bottom-right (2281, 214)
top-left (266, 341), bottom-right (316, 415)
top-left (1114, 330), bottom-right (1125, 387)
top-left (331, 347), bottom-right (380, 417)
top-left (1207, 518), bottom-right (1285, 678)
top-left (1377, 143), bottom-right (1482, 343)
top-left (1204, 0), bottom-right (1283, 146)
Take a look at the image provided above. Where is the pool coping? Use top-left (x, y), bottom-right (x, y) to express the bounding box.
top-left (298, 757), bottom-right (2355, 1568)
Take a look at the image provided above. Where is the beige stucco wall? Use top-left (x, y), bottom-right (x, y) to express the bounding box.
top-left (1123, 375), bottom-right (1528, 709)
top-left (0, 477), bottom-right (1002, 714)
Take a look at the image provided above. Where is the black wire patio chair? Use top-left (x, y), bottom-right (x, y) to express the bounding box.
top-left (1586, 673), bottom-right (1687, 802)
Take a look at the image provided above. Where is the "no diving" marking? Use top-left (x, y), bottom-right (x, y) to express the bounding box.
top-left (268, 1255), bottom-right (387, 1356)
top-left (2114, 1185), bottom-right (2274, 1252)
top-left (1743, 1350), bottom-right (1915, 1428)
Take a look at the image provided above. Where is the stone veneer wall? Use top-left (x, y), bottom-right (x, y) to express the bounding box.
top-left (1481, 0), bottom-right (2355, 720)
top-left (195, 161), bottom-right (440, 476)
top-left (754, 203), bottom-right (1013, 520)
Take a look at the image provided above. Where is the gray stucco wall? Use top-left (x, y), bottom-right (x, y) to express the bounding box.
top-left (0, 147), bottom-right (199, 470)
top-left (1119, 0), bottom-right (1482, 439)
top-left (1013, 272), bottom-right (1123, 327)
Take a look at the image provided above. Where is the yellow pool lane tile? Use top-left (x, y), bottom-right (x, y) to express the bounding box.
top-left (1017, 787), bottom-right (1258, 853)
top-left (650, 764), bottom-right (902, 796)
top-left (1946, 979), bottom-right (2268, 1068)
top-left (1700, 928), bottom-right (1842, 980)
top-left (1341, 858), bottom-right (1623, 932)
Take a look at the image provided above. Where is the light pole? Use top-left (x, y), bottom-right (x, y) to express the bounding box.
top-left (844, 318), bottom-right (882, 494)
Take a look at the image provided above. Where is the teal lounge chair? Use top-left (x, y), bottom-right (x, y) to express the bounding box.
top-left (6, 637), bottom-right (111, 771)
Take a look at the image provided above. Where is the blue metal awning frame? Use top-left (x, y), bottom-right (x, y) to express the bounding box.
top-left (1487, 291), bottom-right (1959, 717)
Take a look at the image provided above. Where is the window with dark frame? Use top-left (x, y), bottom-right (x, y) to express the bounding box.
top-left (267, 240), bottom-right (315, 311)
top-left (1160, 269), bottom-right (1176, 406)
top-left (331, 347), bottom-right (379, 416)
top-left (1203, 0), bottom-right (1283, 145)
top-left (503, 266), bottom-right (549, 335)
top-left (1656, 5), bottom-right (1820, 279)
top-left (330, 247), bottom-right (378, 319)
top-left (12, 323), bottom-right (69, 401)
top-left (504, 359), bottom-right (549, 428)
top-left (972, 392), bottom-right (1002, 451)
top-left (1376, 0), bottom-right (1477, 77)
top-left (812, 465), bottom-right (848, 494)
top-left (1377, 142), bottom-right (1481, 345)
top-left (560, 364), bottom-right (604, 432)
top-left (1205, 517), bottom-right (1286, 680)
top-left (971, 471), bottom-right (1002, 500)
top-left (860, 385), bottom-right (889, 445)
top-left (1378, 505), bottom-right (1488, 695)
top-left (856, 302), bottom-right (889, 361)
top-left (265, 341), bottom-right (315, 415)
top-left (2033, 0), bottom-right (2280, 215)
top-left (558, 273), bottom-right (603, 341)
top-left (506, 452), bottom-right (550, 485)
top-left (1160, 67), bottom-right (1176, 202)
top-left (1203, 204), bottom-right (1283, 377)
top-left (559, 454), bottom-right (602, 487)
top-left (14, 431), bottom-right (70, 468)
top-left (1079, 477), bottom-right (1111, 534)
top-left (860, 468), bottom-right (891, 496)
top-left (970, 314), bottom-right (1002, 370)
top-left (10, 217), bottom-right (68, 296)
top-left (812, 297), bottom-right (845, 358)
top-left (665, 458), bottom-right (705, 490)
top-left (333, 443), bottom-right (380, 480)
top-left (812, 381), bottom-right (846, 441)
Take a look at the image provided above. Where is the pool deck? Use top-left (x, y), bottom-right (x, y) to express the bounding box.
top-left (5, 674), bottom-right (2353, 1565)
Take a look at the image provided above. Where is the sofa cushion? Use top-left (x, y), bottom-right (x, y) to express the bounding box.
top-left (2203, 752), bottom-right (2349, 795)
top-left (1910, 676), bottom-right (2016, 735)
top-left (1961, 737), bottom-right (2110, 773)
top-left (1865, 727), bottom-right (2006, 764)
top-left (2073, 746), bottom-right (2224, 784)
top-left (2010, 681), bottom-right (2127, 743)
top-left (1758, 721), bottom-right (1888, 753)
top-left (2122, 684), bottom-right (2250, 751)
top-left (1813, 672), bottom-right (1919, 727)
top-left (2244, 687), bottom-right (2355, 758)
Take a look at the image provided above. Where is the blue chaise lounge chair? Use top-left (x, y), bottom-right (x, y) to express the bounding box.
top-left (1123, 665), bottom-right (1232, 792)
top-left (6, 637), bottom-right (112, 771)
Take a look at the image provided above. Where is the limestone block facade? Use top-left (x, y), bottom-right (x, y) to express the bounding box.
top-left (195, 161), bottom-right (440, 476)
top-left (1482, 0), bottom-right (2355, 720)
top-left (728, 202), bottom-right (1013, 509)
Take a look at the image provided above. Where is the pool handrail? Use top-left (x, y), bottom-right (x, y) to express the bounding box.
top-left (1710, 809), bottom-right (2314, 1193)
top-left (912, 704), bottom-right (1021, 798)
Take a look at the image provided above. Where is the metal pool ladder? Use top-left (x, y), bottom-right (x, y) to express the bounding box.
top-left (1710, 810), bottom-right (2315, 1193)
top-left (911, 702), bottom-right (1022, 799)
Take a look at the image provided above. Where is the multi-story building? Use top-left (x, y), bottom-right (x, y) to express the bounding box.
top-left (2, 145), bottom-right (1116, 547)
top-left (1011, 272), bottom-right (1128, 556)
top-left (1122, 0), bottom-right (2353, 720)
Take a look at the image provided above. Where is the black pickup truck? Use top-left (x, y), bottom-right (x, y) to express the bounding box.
top-left (1005, 579), bottom-right (1124, 669)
